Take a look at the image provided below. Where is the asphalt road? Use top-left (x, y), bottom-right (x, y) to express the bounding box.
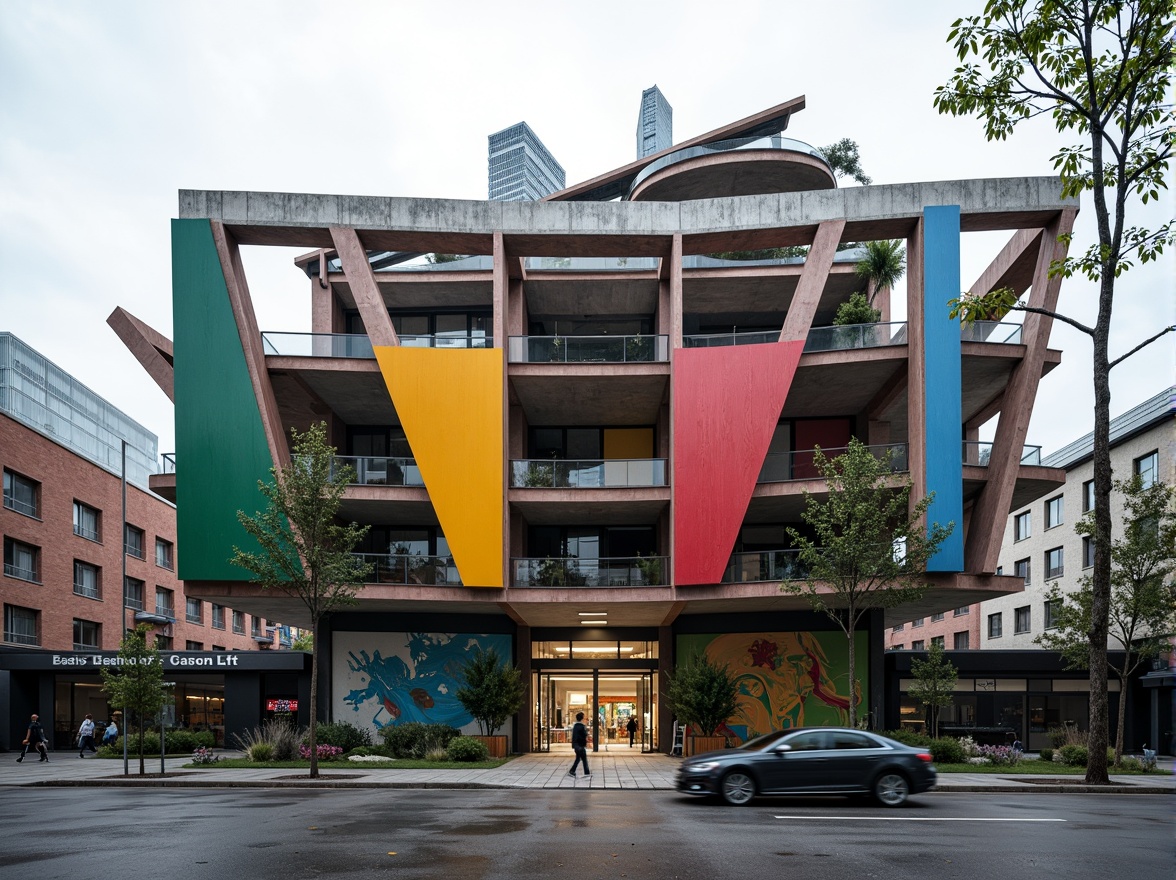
top-left (1, 788), bottom-right (1169, 879)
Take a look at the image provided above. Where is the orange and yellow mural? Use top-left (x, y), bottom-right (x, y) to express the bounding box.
top-left (677, 631), bottom-right (867, 743)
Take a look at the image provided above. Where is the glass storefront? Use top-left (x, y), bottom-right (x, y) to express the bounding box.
top-left (533, 670), bottom-right (656, 753)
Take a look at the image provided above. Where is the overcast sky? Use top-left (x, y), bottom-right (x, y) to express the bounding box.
top-left (2, 0), bottom-right (1172, 461)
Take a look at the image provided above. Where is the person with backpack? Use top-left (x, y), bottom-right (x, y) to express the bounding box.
top-left (77, 714), bottom-right (97, 757)
top-left (567, 712), bottom-right (590, 778)
top-left (17, 714), bottom-right (48, 763)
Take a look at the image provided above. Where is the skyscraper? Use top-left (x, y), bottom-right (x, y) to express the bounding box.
top-left (487, 122), bottom-right (566, 201)
top-left (636, 85), bottom-right (672, 158)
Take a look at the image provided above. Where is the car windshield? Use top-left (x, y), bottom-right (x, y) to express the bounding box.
top-left (737, 730), bottom-right (791, 751)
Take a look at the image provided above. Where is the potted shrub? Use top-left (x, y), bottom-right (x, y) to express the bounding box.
top-left (666, 654), bottom-right (738, 756)
top-left (455, 647), bottom-right (525, 758)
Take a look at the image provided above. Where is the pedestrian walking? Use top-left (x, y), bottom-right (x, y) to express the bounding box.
top-left (77, 714), bottom-right (97, 757)
top-left (567, 711), bottom-right (590, 778)
top-left (101, 718), bottom-right (119, 746)
top-left (17, 714), bottom-right (48, 763)
top-left (626, 716), bottom-right (638, 747)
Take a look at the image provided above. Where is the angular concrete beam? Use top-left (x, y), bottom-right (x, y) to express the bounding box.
top-left (107, 306), bottom-right (175, 402)
top-left (329, 227), bottom-right (399, 348)
top-left (780, 219), bottom-right (845, 341)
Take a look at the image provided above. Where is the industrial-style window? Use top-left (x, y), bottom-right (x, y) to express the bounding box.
top-left (211, 604), bottom-right (226, 630)
top-left (911, 640), bottom-right (925, 650)
top-left (1045, 547), bottom-right (1064, 580)
top-left (932, 612), bottom-right (945, 622)
top-left (988, 612), bottom-right (1003, 639)
top-left (1015, 558), bottom-right (1031, 585)
top-left (124, 524), bottom-right (145, 559)
top-left (3, 469), bottom-right (40, 517)
top-left (953, 631), bottom-right (969, 649)
top-left (154, 587), bottom-right (175, 619)
top-left (954, 606), bottom-right (970, 616)
top-left (155, 538), bottom-right (174, 570)
top-left (931, 635), bottom-right (945, 648)
top-left (1014, 606), bottom-right (1031, 634)
top-left (4, 537), bottom-right (40, 583)
top-left (186, 641), bottom-right (204, 651)
top-left (1014, 511), bottom-right (1031, 541)
top-left (73, 561), bottom-right (100, 599)
top-left (232, 610), bottom-right (245, 634)
top-left (73, 501), bottom-right (101, 541)
top-left (911, 617), bottom-right (924, 627)
top-left (1134, 450), bottom-right (1159, 488)
top-left (4, 604), bottom-right (38, 645)
top-left (123, 576), bottom-right (144, 610)
top-left (73, 618), bottom-right (100, 650)
top-left (1044, 496), bottom-right (1063, 529)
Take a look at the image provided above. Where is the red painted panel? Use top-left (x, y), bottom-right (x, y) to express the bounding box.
top-left (792, 419), bottom-right (852, 479)
top-left (673, 341), bottom-right (804, 585)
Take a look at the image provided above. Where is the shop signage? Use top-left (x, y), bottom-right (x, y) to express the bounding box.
top-left (0, 649), bottom-right (307, 672)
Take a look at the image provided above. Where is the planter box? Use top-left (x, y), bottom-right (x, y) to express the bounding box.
top-left (470, 735), bottom-right (509, 758)
top-left (685, 735), bottom-right (727, 757)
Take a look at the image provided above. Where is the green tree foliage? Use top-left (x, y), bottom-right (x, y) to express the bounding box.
top-left (291, 630), bottom-right (313, 652)
top-left (665, 653), bottom-right (739, 737)
top-left (785, 439), bottom-right (954, 728)
top-left (833, 291), bottom-right (883, 326)
top-left (100, 624), bottom-right (166, 776)
top-left (231, 422), bottom-right (372, 777)
top-left (1036, 475), bottom-right (1176, 763)
top-left (937, 0), bottom-right (1173, 784)
top-left (820, 138), bottom-right (873, 185)
top-left (426, 253), bottom-right (466, 263)
top-left (908, 643), bottom-right (959, 738)
top-left (455, 648), bottom-right (526, 736)
top-left (855, 239), bottom-right (906, 305)
top-left (707, 246), bottom-right (810, 261)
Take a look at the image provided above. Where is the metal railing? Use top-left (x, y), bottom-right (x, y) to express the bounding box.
top-left (3, 563), bottom-right (38, 582)
top-left (508, 335), bottom-right (668, 363)
top-left (397, 335), bottom-right (493, 349)
top-left (803, 322), bottom-right (908, 353)
top-left (160, 453), bottom-right (176, 475)
top-left (74, 581), bottom-right (99, 600)
top-left (525, 256), bottom-right (659, 271)
top-left (262, 331), bottom-right (376, 358)
top-left (511, 459), bottom-right (668, 488)
top-left (153, 605), bottom-right (176, 621)
top-left (962, 442), bottom-right (1043, 466)
top-left (331, 456), bottom-right (424, 487)
top-left (722, 549), bottom-right (809, 583)
top-left (759, 443), bottom-right (909, 482)
top-left (124, 594), bottom-right (144, 611)
top-left (3, 494), bottom-right (38, 517)
top-left (73, 524), bottom-right (99, 542)
top-left (683, 330), bottom-right (781, 348)
top-left (512, 556), bottom-right (667, 588)
top-left (3, 629), bottom-right (38, 646)
top-left (353, 553), bottom-right (463, 587)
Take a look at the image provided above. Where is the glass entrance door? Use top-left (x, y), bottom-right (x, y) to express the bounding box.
top-left (533, 671), bottom-right (556, 752)
top-left (637, 671), bottom-right (655, 752)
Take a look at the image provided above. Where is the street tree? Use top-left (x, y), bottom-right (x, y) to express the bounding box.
top-left (1036, 475), bottom-right (1176, 763)
top-left (908, 642), bottom-right (959, 738)
top-left (665, 653), bottom-right (739, 739)
top-left (100, 624), bottom-right (166, 776)
top-left (231, 422), bottom-right (372, 778)
top-left (935, 0), bottom-right (1174, 783)
top-left (784, 439), bottom-right (954, 728)
top-left (455, 647), bottom-right (527, 737)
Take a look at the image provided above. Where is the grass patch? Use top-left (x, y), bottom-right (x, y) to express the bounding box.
top-left (937, 759), bottom-right (1169, 775)
top-left (183, 757), bottom-right (511, 771)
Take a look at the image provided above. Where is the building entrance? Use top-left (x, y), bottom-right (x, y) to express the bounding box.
top-left (533, 670), bottom-right (656, 753)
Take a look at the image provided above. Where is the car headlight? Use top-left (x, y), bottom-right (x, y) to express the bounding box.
top-left (685, 761), bottom-right (721, 772)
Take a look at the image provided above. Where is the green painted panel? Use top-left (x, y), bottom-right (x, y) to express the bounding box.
top-left (172, 219), bottom-right (274, 581)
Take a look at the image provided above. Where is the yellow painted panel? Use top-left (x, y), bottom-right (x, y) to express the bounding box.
top-left (603, 428), bottom-right (653, 460)
top-left (374, 347), bottom-right (503, 587)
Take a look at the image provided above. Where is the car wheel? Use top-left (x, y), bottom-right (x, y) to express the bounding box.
top-left (873, 772), bottom-right (910, 807)
top-left (720, 770), bottom-right (756, 806)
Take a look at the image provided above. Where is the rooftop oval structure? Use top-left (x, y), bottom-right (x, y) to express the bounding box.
top-left (628, 135), bottom-right (836, 202)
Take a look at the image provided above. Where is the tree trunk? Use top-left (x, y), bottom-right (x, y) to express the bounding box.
top-left (846, 620), bottom-right (857, 729)
top-left (1114, 668), bottom-right (1130, 767)
top-left (308, 622), bottom-right (319, 778)
top-left (137, 721), bottom-right (145, 777)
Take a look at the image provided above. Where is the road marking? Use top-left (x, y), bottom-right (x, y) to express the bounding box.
top-left (774, 816), bottom-right (1066, 822)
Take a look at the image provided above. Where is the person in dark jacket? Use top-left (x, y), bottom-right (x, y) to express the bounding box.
top-left (567, 712), bottom-right (590, 778)
top-left (17, 714), bottom-right (48, 763)
top-left (626, 716), bottom-right (638, 747)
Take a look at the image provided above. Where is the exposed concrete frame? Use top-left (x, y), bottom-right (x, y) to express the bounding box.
top-left (779, 219), bottom-right (845, 341)
top-left (329, 227), bottom-right (399, 347)
top-left (964, 208), bottom-right (1078, 572)
top-left (107, 306), bottom-right (175, 402)
top-left (493, 231), bottom-right (511, 589)
top-left (210, 221), bottom-right (290, 466)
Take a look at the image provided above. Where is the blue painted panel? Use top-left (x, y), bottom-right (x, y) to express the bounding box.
top-left (923, 206), bottom-right (964, 571)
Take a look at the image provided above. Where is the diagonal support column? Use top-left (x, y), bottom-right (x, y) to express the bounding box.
top-left (329, 227), bottom-right (399, 347)
top-left (780, 220), bottom-right (846, 342)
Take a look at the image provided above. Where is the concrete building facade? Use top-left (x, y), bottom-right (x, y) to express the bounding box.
top-left (116, 96), bottom-right (1080, 754)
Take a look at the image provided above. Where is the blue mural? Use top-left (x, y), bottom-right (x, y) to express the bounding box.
top-left (336, 631), bottom-right (512, 732)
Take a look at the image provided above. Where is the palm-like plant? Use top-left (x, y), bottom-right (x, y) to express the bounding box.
top-left (855, 239), bottom-right (906, 306)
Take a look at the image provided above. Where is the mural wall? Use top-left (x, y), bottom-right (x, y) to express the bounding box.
top-left (677, 631), bottom-right (869, 743)
top-left (333, 631), bottom-right (513, 739)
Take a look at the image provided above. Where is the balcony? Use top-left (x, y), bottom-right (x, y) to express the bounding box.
top-left (135, 606), bottom-right (175, 625)
top-left (961, 321), bottom-right (1023, 344)
top-left (508, 335), bottom-right (669, 364)
top-left (511, 459), bottom-right (668, 489)
top-left (963, 442), bottom-right (1042, 466)
top-left (525, 256), bottom-right (659, 272)
top-left (356, 553), bottom-right (462, 587)
top-left (803, 323), bottom-right (907, 353)
top-left (160, 453), bottom-right (176, 475)
top-left (262, 331), bottom-right (493, 358)
top-left (683, 330), bottom-right (781, 348)
top-left (331, 456), bottom-right (424, 487)
top-left (722, 549), bottom-right (809, 584)
top-left (513, 556), bottom-right (667, 587)
top-left (759, 443), bottom-right (908, 483)
top-left (682, 321), bottom-right (1023, 353)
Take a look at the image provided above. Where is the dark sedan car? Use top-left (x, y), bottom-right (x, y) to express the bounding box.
top-left (676, 727), bottom-right (936, 806)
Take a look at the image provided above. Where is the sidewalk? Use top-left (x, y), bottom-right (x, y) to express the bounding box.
top-left (4, 750), bottom-right (1173, 793)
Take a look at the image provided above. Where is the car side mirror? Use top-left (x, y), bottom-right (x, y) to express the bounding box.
top-left (774, 744), bottom-right (793, 754)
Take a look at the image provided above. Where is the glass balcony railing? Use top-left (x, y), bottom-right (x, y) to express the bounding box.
top-left (511, 459), bottom-right (668, 488)
top-left (513, 556), bottom-right (667, 587)
top-left (398, 335), bottom-right (493, 349)
top-left (160, 453), bottom-right (176, 475)
top-left (759, 443), bottom-right (909, 483)
top-left (722, 549), bottom-right (810, 583)
top-left (331, 456), bottom-right (424, 487)
top-left (354, 553), bottom-right (462, 587)
top-left (963, 442), bottom-right (1042, 466)
top-left (629, 134), bottom-right (832, 196)
top-left (525, 256), bottom-right (660, 271)
top-left (804, 322), bottom-right (908, 352)
top-left (508, 335), bottom-right (668, 363)
top-left (683, 330), bottom-right (781, 348)
top-left (262, 332), bottom-right (376, 358)
top-left (960, 321), bottom-right (1023, 344)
